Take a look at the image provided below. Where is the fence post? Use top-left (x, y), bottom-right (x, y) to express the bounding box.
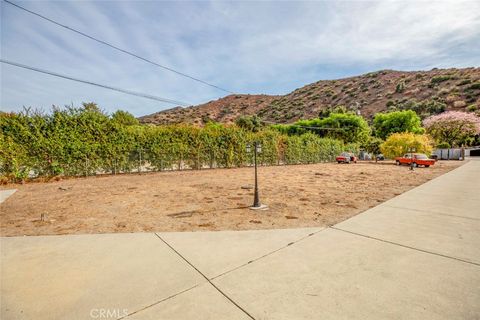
top-left (138, 148), bottom-right (142, 174)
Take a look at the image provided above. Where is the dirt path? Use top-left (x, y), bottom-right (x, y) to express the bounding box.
top-left (0, 161), bottom-right (462, 236)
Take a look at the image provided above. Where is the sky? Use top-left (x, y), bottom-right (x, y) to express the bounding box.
top-left (1, 0), bottom-right (480, 117)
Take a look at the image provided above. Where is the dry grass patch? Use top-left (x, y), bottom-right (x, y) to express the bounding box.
top-left (0, 161), bottom-right (462, 236)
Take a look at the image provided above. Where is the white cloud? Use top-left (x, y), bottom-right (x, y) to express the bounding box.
top-left (1, 0), bottom-right (479, 116)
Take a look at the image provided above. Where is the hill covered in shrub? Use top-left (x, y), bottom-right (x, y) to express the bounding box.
top-left (140, 68), bottom-right (480, 125)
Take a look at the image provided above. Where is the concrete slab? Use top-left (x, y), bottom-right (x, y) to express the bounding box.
top-left (407, 182), bottom-right (480, 198)
top-left (335, 205), bottom-right (480, 264)
top-left (398, 161), bottom-right (480, 199)
top-left (0, 189), bottom-right (17, 204)
top-left (2, 160), bottom-right (479, 319)
top-left (126, 283), bottom-right (251, 320)
top-left (213, 229), bottom-right (480, 320)
top-left (378, 160), bottom-right (480, 220)
top-left (0, 233), bottom-right (205, 320)
top-left (159, 227), bottom-right (322, 279)
top-left (381, 194), bottom-right (480, 219)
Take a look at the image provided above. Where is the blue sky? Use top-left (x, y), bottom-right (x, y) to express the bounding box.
top-left (1, 0), bottom-right (479, 117)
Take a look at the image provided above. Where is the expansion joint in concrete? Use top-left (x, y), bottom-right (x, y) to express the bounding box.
top-left (154, 233), bottom-right (257, 320)
top-left (383, 204), bottom-right (480, 221)
top-left (330, 226), bottom-right (480, 267)
top-left (210, 229), bottom-right (325, 281)
top-left (119, 284), bottom-right (200, 319)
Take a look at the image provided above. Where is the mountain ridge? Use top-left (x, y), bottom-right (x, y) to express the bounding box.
top-left (139, 67), bottom-right (480, 125)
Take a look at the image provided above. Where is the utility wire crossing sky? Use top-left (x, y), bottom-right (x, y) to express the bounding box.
top-left (1, 59), bottom-right (191, 106)
top-left (3, 0), bottom-right (234, 95)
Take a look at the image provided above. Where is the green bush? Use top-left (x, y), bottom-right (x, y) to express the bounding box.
top-left (373, 110), bottom-right (424, 140)
top-left (284, 133), bottom-right (343, 164)
top-left (436, 142), bottom-right (451, 148)
top-left (380, 133), bottom-right (433, 159)
top-left (466, 104), bottom-right (477, 112)
top-left (273, 112), bottom-right (371, 145)
top-left (395, 81), bottom-right (405, 93)
top-left (467, 82), bottom-right (480, 90)
top-left (0, 105), bottom-right (350, 182)
top-left (458, 79), bottom-right (471, 86)
top-left (431, 75), bottom-right (452, 84)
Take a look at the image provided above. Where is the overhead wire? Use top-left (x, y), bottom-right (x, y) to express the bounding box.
top-left (3, 0), bottom-right (360, 126)
top-left (3, 0), bottom-right (234, 94)
top-left (1, 59), bottom-right (191, 106)
top-left (2, 58), bottom-right (359, 127)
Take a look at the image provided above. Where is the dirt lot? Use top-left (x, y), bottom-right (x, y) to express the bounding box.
top-left (0, 161), bottom-right (462, 236)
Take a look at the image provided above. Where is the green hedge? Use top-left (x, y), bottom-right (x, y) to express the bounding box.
top-left (0, 106), bottom-right (346, 182)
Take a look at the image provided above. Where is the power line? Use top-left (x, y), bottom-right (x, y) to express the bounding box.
top-left (1, 59), bottom-right (191, 106)
top-left (3, 0), bottom-right (234, 94)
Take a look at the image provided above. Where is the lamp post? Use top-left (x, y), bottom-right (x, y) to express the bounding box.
top-left (246, 141), bottom-right (266, 209)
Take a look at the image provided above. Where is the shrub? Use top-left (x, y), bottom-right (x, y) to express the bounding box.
top-left (467, 82), bottom-right (480, 90)
top-left (423, 111), bottom-right (480, 147)
top-left (0, 105), bottom-right (351, 182)
top-left (284, 133), bottom-right (343, 164)
top-left (467, 104), bottom-right (478, 112)
top-left (373, 110), bottom-right (424, 140)
top-left (386, 100), bottom-right (395, 108)
top-left (380, 133), bottom-right (433, 159)
top-left (458, 79), bottom-right (472, 86)
top-left (395, 82), bottom-right (405, 93)
top-left (391, 99), bottom-right (446, 118)
top-left (111, 110), bottom-right (139, 126)
top-left (364, 137), bottom-right (384, 156)
top-left (436, 142), bottom-right (451, 148)
top-left (431, 75), bottom-right (452, 84)
top-left (235, 115), bottom-right (263, 132)
top-left (283, 112), bottom-right (371, 145)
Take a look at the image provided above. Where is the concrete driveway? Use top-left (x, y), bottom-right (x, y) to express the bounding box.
top-left (1, 160), bottom-right (479, 319)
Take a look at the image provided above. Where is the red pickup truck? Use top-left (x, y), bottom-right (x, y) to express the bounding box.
top-left (395, 153), bottom-right (435, 167)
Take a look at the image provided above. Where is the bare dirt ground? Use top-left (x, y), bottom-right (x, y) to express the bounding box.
top-left (0, 161), bottom-right (462, 236)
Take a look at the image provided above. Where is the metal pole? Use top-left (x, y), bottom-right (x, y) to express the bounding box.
top-left (253, 141), bottom-right (260, 207)
top-left (410, 148), bottom-right (414, 171)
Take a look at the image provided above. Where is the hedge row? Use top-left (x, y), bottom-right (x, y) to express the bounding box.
top-left (0, 106), bottom-right (356, 182)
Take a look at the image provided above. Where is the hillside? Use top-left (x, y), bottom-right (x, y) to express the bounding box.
top-left (139, 68), bottom-right (480, 125)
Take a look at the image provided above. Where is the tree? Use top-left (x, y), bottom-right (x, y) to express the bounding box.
top-left (318, 105), bottom-right (347, 118)
top-left (295, 113), bottom-right (371, 144)
top-left (111, 110), bottom-right (139, 126)
top-left (373, 110), bottom-right (424, 140)
top-left (364, 137), bottom-right (384, 161)
top-left (81, 102), bottom-right (103, 113)
top-left (235, 115), bottom-right (263, 132)
top-left (380, 133), bottom-right (433, 159)
top-left (423, 111), bottom-right (480, 147)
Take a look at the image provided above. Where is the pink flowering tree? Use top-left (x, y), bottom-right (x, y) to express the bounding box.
top-left (423, 111), bottom-right (480, 147)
